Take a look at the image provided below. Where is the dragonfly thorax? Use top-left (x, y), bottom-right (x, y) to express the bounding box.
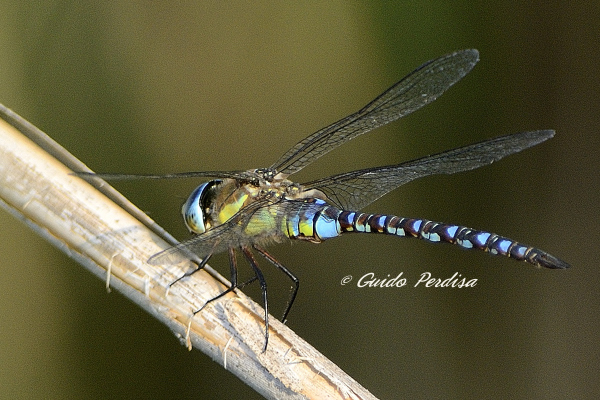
top-left (181, 169), bottom-right (317, 236)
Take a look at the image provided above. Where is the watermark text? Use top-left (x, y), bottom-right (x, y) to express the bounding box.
top-left (341, 272), bottom-right (477, 288)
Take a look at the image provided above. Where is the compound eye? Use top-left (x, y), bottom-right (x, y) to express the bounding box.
top-left (181, 180), bottom-right (221, 234)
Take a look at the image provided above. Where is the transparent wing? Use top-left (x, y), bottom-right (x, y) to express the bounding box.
top-left (72, 170), bottom-right (250, 181)
top-left (147, 199), bottom-right (306, 265)
top-left (270, 49), bottom-right (479, 176)
top-left (304, 130), bottom-right (555, 211)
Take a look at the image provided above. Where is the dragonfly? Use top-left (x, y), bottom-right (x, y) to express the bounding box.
top-left (79, 49), bottom-right (569, 351)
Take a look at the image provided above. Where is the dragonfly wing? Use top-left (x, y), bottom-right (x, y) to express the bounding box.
top-left (73, 170), bottom-right (251, 181)
top-left (270, 49), bottom-right (479, 176)
top-left (304, 130), bottom-right (555, 211)
top-left (147, 199), bottom-right (271, 265)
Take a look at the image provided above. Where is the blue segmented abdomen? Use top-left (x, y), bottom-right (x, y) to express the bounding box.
top-left (333, 211), bottom-right (569, 269)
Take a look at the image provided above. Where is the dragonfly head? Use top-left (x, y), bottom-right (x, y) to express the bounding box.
top-left (182, 180), bottom-right (222, 234)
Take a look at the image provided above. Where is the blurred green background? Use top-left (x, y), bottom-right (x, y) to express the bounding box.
top-left (0, 2), bottom-right (597, 399)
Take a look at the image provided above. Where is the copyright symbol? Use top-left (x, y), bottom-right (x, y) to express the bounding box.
top-left (341, 275), bottom-right (352, 285)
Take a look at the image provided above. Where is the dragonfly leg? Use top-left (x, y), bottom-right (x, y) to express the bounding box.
top-left (233, 248), bottom-right (260, 289)
top-left (193, 248), bottom-right (241, 314)
top-left (254, 245), bottom-right (299, 325)
top-left (241, 246), bottom-right (269, 353)
top-left (169, 251), bottom-right (213, 288)
top-left (191, 248), bottom-right (266, 350)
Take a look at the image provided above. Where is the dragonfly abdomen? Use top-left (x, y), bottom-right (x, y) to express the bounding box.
top-left (336, 211), bottom-right (569, 269)
top-left (284, 199), bottom-right (342, 242)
